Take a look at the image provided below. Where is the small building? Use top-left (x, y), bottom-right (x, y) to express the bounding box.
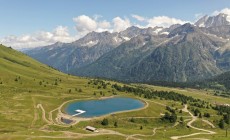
top-left (85, 126), bottom-right (98, 132)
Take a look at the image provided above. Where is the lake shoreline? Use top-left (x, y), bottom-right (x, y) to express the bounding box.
top-left (58, 96), bottom-right (148, 125)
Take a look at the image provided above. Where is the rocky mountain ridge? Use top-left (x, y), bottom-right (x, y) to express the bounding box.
top-left (25, 13), bottom-right (230, 82)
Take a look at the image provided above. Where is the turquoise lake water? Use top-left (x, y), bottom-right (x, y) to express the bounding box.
top-left (65, 97), bottom-right (145, 118)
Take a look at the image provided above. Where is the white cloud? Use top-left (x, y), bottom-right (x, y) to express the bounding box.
top-left (53, 26), bottom-right (70, 37)
top-left (0, 14), bottom-right (190, 49)
top-left (131, 14), bottom-right (188, 28)
top-left (147, 16), bottom-right (187, 28)
top-left (212, 8), bottom-right (230, 16)
top-left (73, 15), bottom-right (131, 34)
top-left (73, 15), bottom-right (98, 35)
top-left (98, 20), bottom-right (111, 29)
top-left (132, 14), bottom-right (146, 21)
top-left (0, 26), bottom-right (75, 49)
top-left (73, 15), bottom-right (112, 36)
top-left (112, 17), bottom-right (131, 32)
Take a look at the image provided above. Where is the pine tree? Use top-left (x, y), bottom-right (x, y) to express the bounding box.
top-left (130, 117), bottom-right (135, 123)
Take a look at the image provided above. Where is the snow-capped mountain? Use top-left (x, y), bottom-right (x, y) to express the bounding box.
top-left (25, 13), bottom-right (230, 82)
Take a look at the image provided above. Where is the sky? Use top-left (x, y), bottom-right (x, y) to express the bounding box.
top-left (0, 0), bottom-right (230, 49)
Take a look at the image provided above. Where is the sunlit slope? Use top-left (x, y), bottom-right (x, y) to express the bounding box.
top-left (0, 44), bottom-right (101, 133)
top-left (0, 44), bottom-right (64, 81)
top-left (0, 44), bottom-right (88, 93)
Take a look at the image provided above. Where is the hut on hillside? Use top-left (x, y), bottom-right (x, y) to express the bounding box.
top-left (85, 126), bottom-right (98, 132)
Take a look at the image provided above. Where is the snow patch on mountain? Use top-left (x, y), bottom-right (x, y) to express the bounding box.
top-left (81, 40), bottom-right (99, 47)
top-left (113, 36), bottom-right (122, 43)
top-left (122, 36), bottom-right (131, 41)
top-left (160, 32), bottom-right (169, 35)
top-left (153, 28), bottom-right (163, 34)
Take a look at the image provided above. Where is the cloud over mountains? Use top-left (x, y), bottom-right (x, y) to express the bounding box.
top-left (1, 8), bottom-right (230, 49)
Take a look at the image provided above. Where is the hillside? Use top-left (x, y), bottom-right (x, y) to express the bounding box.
top-left (0, 44), bottom-right (68, 88)
top-left (1, 44), bottom-right (230, 140)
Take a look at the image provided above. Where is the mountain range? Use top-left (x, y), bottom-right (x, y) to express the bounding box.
top-left (25, 13), bottom-right (230, 83)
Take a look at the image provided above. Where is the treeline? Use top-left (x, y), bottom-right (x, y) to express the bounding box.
top-left (88, 79), bottom-right (111, 89)
top-left (209, 71), bottom-right (230, 90)
top-left (146, 81), bottom-right (199, 89)
top-left (112, 84), bottom-right (201, 104)
top-left (213, 105), bottom-right (230, 129)
top-left (146, 71), bottom-right (230, 91)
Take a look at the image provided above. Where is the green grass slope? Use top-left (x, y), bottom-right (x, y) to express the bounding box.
top-left (0, 44), bottom-right (71, 90)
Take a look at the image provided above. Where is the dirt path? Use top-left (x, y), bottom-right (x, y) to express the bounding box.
top-left (126, 128), bottom-right (159, 140)
top-left (170, 105), bottom-right (216, 140)
top-left (120, 116), bottom-right (161, 119)
top-left (30, 97), bottom-right (38, 127)
top-left (37, 104), bottom-right (52, 124)
top-left (202, 119), bottom-right (215, 128)
top-left (38, 128), bottom-right (128, 139)
top-left (9, 129), bottom-right (127, 140)
top-left (145, 99), bottom-right (166, 107)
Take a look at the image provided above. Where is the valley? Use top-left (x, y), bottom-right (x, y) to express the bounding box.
top-left (0, 44), bottom-right (229, 139)
top-left (1, 2), bottom-right (230, 139)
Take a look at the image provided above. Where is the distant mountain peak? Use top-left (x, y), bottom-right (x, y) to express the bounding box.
top-left (169, 23), bottom-right (199, 37)
top-left (54, 41), bottom-right (64, 46)
top-left (84, 30), bottom-right (111, 38)
top-left (195, 13), bottom-right (230, 27)
top-left (126, 26), bottom-right (141, 30)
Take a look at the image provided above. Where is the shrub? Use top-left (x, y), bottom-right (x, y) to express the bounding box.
top-left (114, 121), bottom-right (118, 128)
top-left (101, 118), bottom-right (109, 126)
top-left (203, 113), bottom-right (211, 118)
top-left (218, 119), bottom-right (225, 129)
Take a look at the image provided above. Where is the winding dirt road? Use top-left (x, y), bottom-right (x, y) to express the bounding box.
top-left (37, 104), bottom-right (52, 124)
top-left (170, 105), bottom-right (216, 140)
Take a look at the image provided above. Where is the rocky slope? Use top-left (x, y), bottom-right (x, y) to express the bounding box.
top-left (76, 23), bottom-right (228, 82)
top-left (25, 27), bottom-right (162, 73)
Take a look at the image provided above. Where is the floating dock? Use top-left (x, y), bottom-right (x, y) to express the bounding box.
top-left (72, 109), bottom-right (86, 117)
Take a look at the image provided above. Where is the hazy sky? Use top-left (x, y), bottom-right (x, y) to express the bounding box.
top-left (0, 0), bottom-right (230, 49)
